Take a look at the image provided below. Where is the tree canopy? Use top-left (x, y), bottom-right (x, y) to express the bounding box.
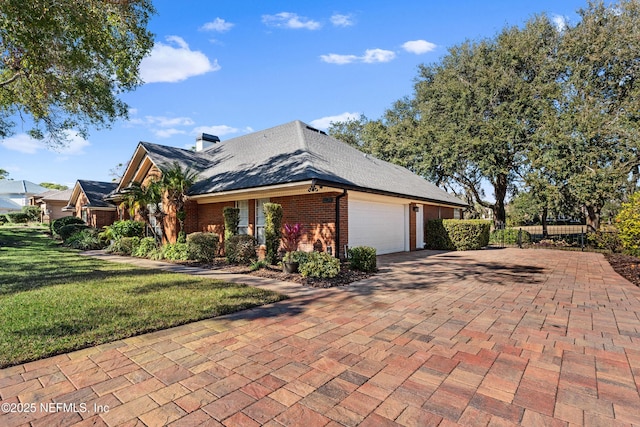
top-left (329, 0), bottom-right (640, 229)
top-left (39, 182), bottom-right (68, 190)
top-left (0, 0), bottom-right (155, 146)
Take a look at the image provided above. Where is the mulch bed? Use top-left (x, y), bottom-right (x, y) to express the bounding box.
top-left (606, 253), bottom-right (640, 287)
top-left (188, 258), bottom-right (374, 288)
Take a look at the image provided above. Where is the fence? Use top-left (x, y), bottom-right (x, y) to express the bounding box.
top-left (491, 223), bottom-right (618, 252)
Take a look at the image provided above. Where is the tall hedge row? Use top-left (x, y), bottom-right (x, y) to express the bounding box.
top-left (425, 219), bottom-right (491, 251)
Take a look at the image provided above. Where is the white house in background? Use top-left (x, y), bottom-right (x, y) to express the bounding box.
top-left (0, 180), bottom-right (48, 212)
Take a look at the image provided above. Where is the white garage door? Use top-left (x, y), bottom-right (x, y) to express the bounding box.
top-left (348, 199), bottom-right (407, 255)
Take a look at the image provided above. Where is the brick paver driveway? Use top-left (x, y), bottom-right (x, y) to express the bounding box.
top-left (1, 248), bottom-right (640, 426)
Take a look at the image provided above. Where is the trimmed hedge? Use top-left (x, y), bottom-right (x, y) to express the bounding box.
top-left (348, 246), bottom-right (377, 272)
top-left (59, 223), bottom-right (89, 241)
top-left (426, 219), bottom-right (491, 251)
top-left (489, 228), bottom-right (532, 245)
top-left (225, 234), bottom-right (257, 264)
top-left (186, 232), bottom-right (219, 262)
top-left (223, 207), bottom-right (239, 241)
top-left (52, 216), bottom-right (85, 235)
top-left (264, 203), bottom-right (283, 265)
top-left (5, 212), bottom-right (30, 224)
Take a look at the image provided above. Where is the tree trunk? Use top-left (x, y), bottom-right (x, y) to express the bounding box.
top-left (492, 173), bottom-right (508, 225)
top-left (541, 206), bottom-right (548, 238)
top-left (585, 205), bottom-right (600, 232)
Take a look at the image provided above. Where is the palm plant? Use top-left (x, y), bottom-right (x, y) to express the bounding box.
top-left (122, 180), bottom-right (164, 239)
top-left (159, 162), bottom-right (199, 240)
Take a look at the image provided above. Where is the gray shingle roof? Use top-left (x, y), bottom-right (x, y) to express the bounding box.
top-left (78, 180), bottom-right (118, 208)
top-left (34, 189), bottom-right (73, 202)
top-left (0, 197), bottom-right (21, 210)
top-left (139, 120), bottom-right (466, 207)
top-left (0, 180), bottom-right (48, 196)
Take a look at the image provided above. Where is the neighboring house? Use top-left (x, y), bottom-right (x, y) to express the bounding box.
top-left (64, 180), bottom-right (118, 229)
top-left (0, 197), bottom-right (21, 214)
top-left (114, 120), bottom-right (467, 256)
top-left (0, 180), bottom-right (48, 210)
top-left (30, 189), bottom-right (74, 223)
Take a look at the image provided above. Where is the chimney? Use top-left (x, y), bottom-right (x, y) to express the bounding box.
top-left (195, 133), bottom-right (220, 151)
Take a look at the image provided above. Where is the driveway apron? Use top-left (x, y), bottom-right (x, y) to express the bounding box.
top-left (1, 248), bottom-right (640, 426)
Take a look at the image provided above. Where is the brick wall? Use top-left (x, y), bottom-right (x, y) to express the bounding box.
top-left (92, 210), bottom-right (117, 229)
top-left (191, 192), bottom-right (348, 257)
top-left (272, 191), bottom-right (347, 256)
top-left (196, 201), bottom-right (235, 239)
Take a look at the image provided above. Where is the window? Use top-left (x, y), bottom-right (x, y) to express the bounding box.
top-left (454, 208), bottom-right (461, 219)
top-left (255, 198), bottom-right (269, 245)
top-left (236, 200), bottom-right (249, 235)
top-left (81, 209), bottom-right (88, 223)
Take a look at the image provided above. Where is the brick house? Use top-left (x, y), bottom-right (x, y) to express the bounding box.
top-left (30, 189), bottom-right (73, 223)
top-left (64, 180), bottom-right (118, 229)
top-left (114, 120), bottom-right (467, 257)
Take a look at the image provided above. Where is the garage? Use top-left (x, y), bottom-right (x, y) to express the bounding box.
top-left (348, 198), bottom-right (408, 255)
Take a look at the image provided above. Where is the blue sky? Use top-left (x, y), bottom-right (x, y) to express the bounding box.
top-left (1, 0), bottom-right (593, 188)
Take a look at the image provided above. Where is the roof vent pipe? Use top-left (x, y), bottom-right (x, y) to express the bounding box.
top-left (195, 133), bottom-right (220, 151)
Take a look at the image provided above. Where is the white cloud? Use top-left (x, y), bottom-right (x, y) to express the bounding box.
top-left (552, 14), bottom-right (568, 31)
top-left (1, 134), bottom-right (42, 154)
top-left (146, 116), bottom-right (195, 128)
top-left (321, 48), bottom-right (396, 65)
top-left (192, 125), bottom-right (239, 137)
top-left (140, 36), bottom-right (220, 83)
top-left (200, 17), bottom-right (234, 32)
top-left (402, 40), bottom-right (437, 55)
top-left (153, 128), bottom-right (187, 139)
top-left (262, 12), bottom-right (321, 30)
top-left (362, 49), bottom-right (396, 63)
top-left (0, 131), bottom-right (89, 155)
top-left (331, 13), bottom-right (354, 27)
top-left (310, 112), bottom-right (360, 130)
top-left (319, 53), bottom-right (360, 65)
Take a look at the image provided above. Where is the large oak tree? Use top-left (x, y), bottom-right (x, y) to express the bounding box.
top-left (0, 0), bottom-right (155, 146)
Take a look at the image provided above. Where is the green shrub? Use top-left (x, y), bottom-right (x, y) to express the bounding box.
top-left (132, 237), bottom-right (158, 257)
top-left (161, 242), bottom-right (189, 261)
top-left (223, 207), bottom-right (240, 241)
top-left (64, 229), bottom-right (103, 250)
top-left (225, 234), bottom-right (257, 264)
top-left (21, 205), bottom-right (41, 222)
top-left (186, 232), bottom-right (219, 262)
top-left (264, 203), bottom-right (283, 265)
top-left (52, 216), bottom-right (85, 235)
top-left (489, 228), bottom-right (532, 245)
top-left (0, 214), bottom-right (7, 225)
top-left (109, 220), bottom-right (145, 239)
top-left (108, 236), bottom-right (140, 255)
top-left (59, 224), bottom-right (89, 241)
top-left (587, 229), bottom-right (622, 253)
top-left (616, 192), bottom-right (640, 256)
top-left (298, 252), bottom-right (341, 278)
top-left (426, 219), bottom-right (491, 251)
top-left (348, 246), bottom-right (377, 272)
top-left (5, 212), bottom-right (30, 224)
top-left (284, 250), bottom-right (312, 265)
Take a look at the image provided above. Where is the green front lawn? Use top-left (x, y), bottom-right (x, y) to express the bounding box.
top-left (0, 227), bottom-right (285, 368)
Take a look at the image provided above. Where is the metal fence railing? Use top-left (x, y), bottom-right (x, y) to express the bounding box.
top-left (490, 223), bottom-right (619, 253)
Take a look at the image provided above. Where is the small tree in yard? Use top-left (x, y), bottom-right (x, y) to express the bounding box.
top-left (263, 203), bottom-right (283, 265)
top-left (223, 207), bottom-right (240, 242)
top-left (159, 162), bottom-right (199, 242)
